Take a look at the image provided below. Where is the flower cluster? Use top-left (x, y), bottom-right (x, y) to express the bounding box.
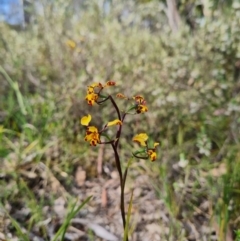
top-left (85, 81), bottom-right (116, 106)
top-left (81, 114), bottom-right (100, 146)
top-left (81, 81), bottom-right (158, 161)
top-left (81, 114), bottom-right (122, 146)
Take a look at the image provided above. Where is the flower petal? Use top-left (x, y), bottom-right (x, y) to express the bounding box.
top-left (154, 142), bottom-right (159, 148)
top-left (86, 126), bottom-right (98, 132)
top-left (107, 119), bottom-right (122, 127)
top-left (87, 86), bottom-right (94, 94)
top-left (90, 82), bottom-right (103, 88)
top-left (132, 133), bottom-right (148, 146)
top-left (133, 95), bottom-right (145, 104)
top-left (81, 114), bottom-right (91, 126)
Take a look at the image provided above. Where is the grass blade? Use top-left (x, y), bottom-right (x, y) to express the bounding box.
top-left (52, 196), bottom-right (92, 241)
top-left (0, 65), bottom-right (27, 115)
top-left (123, 190), bottom-right (133, 241)
top-left (2, 209), bottom-right (29, 241)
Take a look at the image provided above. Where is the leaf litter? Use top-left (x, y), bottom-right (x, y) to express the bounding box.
top-left (0, 144), bottom-right (231, 241)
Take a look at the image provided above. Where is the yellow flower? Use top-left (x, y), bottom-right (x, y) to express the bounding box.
top-left (87, 83), bottom-right (103, 94)
top-left (85, 93), bottom-right (98, 106)
top-left (107, 119), bottom-right (122, 127)
top-left (147, 149), bottom-right (157, 162)
top-left (85, 83), bottom-right (104, 106)
top-left (132, 133), bottom-right (148, 146)
top-left (85, 82), bottom-right (117, 105)
top-left (66, 40), bottom-right (76, 49)
top-left (85, 126), bottom-right (100, 146)
top-left (136, 104), bottom-right (148, 114)
top-left (87, 86), bottom-right (94, 94)
top-left (81, 114), bottom-right (92, 126)
top-left (133, 95), bottom-right (148, 114)
top-left (147, 143), bottom-right (159, 161)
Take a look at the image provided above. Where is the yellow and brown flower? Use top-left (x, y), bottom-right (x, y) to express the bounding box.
top-left (133, 95), bottom-right (148, 114)
top-left (85, 82), bottom-right (116, 106)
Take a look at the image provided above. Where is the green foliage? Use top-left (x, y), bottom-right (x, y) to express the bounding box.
top-left (1, 196), bottom-right (91, 241)
top-left (236, 229), bottom-right (240, 241)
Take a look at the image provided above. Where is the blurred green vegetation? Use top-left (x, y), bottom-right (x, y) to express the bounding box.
top-left (1, 0), bottom-right (240, 240)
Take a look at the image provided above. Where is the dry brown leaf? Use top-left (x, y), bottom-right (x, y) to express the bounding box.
top-left (53, 197), bottom-right (66, 218)
top-left (201, 163), bottom-right (227, 178)
top-left (71, 218), bottom-right (118, 241)
top-left (75, 166), bottom-right (86, 187)
top-left (213, 108), bottom-right (226, 116)
top-left (210, 163), bottom-right (227, 177)
top-left (101, 187), bottom-right (108, 208)
top-left (38, 162), bottom-right (69, 198)
top-left (0, 232), bottom-right (5, 240)
top-left (19, 170), bottom-right (37, 179)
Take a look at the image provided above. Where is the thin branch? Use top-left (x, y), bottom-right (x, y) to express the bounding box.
top-left (111, 143), bottom-right (122, 184)
top-left (115, 113), bottom-right (127, 149)
top-left (109, 95), bottom-right (121, 120)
